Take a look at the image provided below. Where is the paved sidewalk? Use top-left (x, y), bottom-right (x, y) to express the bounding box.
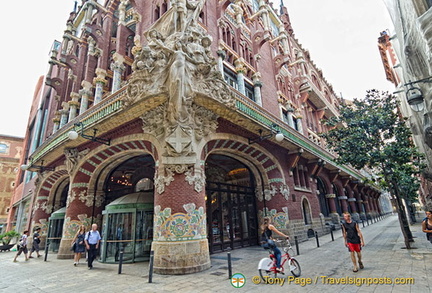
top-left (0, 214), bottom-right (430, 292)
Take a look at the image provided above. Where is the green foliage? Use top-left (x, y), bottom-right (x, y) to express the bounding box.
top-left (320, 89), bottom-right (424, 200)
top-left (0, 230), bottom-right (21, 245)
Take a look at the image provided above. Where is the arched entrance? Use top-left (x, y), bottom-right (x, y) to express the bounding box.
top-left (100, 154), bottom-right (155, 263)
top-left (205, 154), bottom-right (258, 253)
top-left (317, 178), bottom-right (330, 217)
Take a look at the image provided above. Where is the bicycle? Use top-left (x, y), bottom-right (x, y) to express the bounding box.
top-left (257, 239), bottom-right (301, 280)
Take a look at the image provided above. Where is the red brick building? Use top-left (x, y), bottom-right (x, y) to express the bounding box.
top-left (0, 135), bottom-right (23, 232)
top-left (8, 0), bottom-right (381, 274)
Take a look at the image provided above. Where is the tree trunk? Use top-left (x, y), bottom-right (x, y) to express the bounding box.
top-left (391, 181), bottom-right (413, 249)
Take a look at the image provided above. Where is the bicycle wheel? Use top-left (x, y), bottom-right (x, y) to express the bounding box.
top-left (259, 269), bottom-right (276, 282)
top-left (289, 259), bottom-right (301, 277)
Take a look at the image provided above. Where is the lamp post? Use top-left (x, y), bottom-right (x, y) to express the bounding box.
top-left (402, 76), bottom-right (432, 112)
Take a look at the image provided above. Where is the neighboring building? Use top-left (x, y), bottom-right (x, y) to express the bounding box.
top-left (0, 135), bottom-right (23, 232)
top-left (379, 1), bottom-right (432, 209)
top-left (8, 0), bottom-right (382, 274)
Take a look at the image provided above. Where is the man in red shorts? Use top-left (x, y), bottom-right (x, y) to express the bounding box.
top-left (341, 212), bottom-right (365, 272)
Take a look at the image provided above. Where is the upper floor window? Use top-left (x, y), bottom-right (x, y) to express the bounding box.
top-left (0, 143), bottom-right (8, 154)
top-left (224, 67), bottom-right (238, 90)
top-left (245, 82), bottom-right (255, 102)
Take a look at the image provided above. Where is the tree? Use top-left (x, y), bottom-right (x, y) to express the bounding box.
top-left (321, 90), bottom-right (424, 249)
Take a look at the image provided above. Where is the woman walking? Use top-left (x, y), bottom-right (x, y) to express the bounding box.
top-left (72, 225), bottom-right (86, 266)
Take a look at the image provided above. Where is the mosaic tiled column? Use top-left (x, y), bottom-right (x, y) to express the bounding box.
top-left (31, 186), bottom-right (54, 249)
top-left (93, 68), bottom-right (107, 105)
top-left (68, 92), bottom-right (80, 122)
top-left (79, 80), bottom-right (93, 114)
top-left (57, 175), bottom-right (103, 259)
top-left (59, 105), bottom-right (69, 128)
top-left (217, 49), bottom-right (226, 76)
top-left (152, 165), bottom-right (210, 274)
top-left (110, 53), bottom-right (125, 94)
top-left (252, 72), bottom-right (263, 106)
top-left (52, 112), bottom-right (61, 133)
top-left (234, 58), bottom-right (246, 95)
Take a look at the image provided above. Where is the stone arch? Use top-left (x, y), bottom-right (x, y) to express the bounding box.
top-left (200, 136), bottom-right (286, 193)
top-left (73, 139), bottom-right (159, 189)
top-left (31, 168), bottom-right (70, 236)
top-left (301, 196), bottom-right (312, 225)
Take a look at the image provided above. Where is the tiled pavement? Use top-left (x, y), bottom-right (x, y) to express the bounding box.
top-left (0, 214), bottom-right (430, 292)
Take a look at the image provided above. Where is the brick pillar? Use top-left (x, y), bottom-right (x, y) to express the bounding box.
top-left (326, 194), bottom-right (339, 223)
top-left (152, 165), bottom-right (210, 274)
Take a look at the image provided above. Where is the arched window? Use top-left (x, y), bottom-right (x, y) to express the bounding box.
top-left (302, 198), bottom-right (312, 225)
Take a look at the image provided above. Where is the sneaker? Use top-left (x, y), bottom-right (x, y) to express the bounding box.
top-left (88, 267), bottom-right (93, 270)
top-left (74, 262), bottom-right (77, 266)
top-left (276, 268), bottom-right (283, 273)
top-left (359, 261), bottom-right (364, 269)
top-left (29, 256), bottom-right (34, 258)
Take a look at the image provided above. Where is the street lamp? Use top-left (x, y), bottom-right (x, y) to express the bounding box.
top-left (406, 86), bottom-right (425, 112)
top-left (248, 123), bottom-right (284, 145)
top-left (68, 122), bottom-right (111, 146)
top-left (403, 76), bottom-right (432, 112)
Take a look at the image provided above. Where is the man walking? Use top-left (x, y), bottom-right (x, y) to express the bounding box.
top-left (29, 227), bottom-right (42, 258)
top-left (341, 212), bottom-right (365, 272)
top-left (84, 223), bottom-right (101, 270)
top-left (13, 230), bottom-right (29, 262)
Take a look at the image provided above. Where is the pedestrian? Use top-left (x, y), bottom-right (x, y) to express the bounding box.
top-left (84, 223), bottom-right (101, 270)
top-left (421, 210), bottom-right (432, 244)
top-left (72, 225), bottom-right (86, 266)
top-left (260, 217), bottom-right (289, 272)
top-left (28, 227), bottom-right (42, 258)
top-left (13, 230), bottom-right (30, 262)
top-left (341, 212), bottom-right (365, 272)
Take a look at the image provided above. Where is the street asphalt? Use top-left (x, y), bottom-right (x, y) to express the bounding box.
top-left (0, 214), bottom-right (430, 292)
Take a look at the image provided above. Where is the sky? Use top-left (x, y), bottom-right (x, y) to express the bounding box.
top-left (0, 0), bottom-right (394, 138)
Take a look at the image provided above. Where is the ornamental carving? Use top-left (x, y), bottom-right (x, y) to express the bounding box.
top-left (185, 167), bottom-right (206, 193)
top-left (127, 1), bottom-right (233, 158)
top-left (280, 184), bottom-right (290, 201)
top-left (64, 148), bottom-right (90, 175)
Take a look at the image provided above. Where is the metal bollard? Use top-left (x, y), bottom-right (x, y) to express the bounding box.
top-left (330, 228), bottom-right (334, 241)
top-left (44, 241), bottom-right (50, 262)
top-left (294, 236), bottom-right (300, 255)
top-left (118, 247), bottom-right (124, 274)
top-left (148, 250), bottom-right (154, 283)
top-left (228, 252), bottom-right (232, 279)
top-left (315, 231), bottom-right (320, 247)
